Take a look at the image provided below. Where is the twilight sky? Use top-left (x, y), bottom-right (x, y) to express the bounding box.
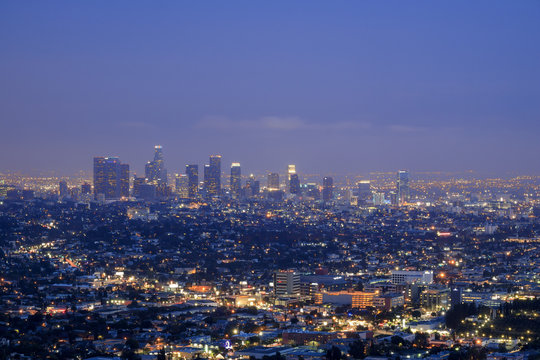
top-left (1, 1), bottom-right (539, 176)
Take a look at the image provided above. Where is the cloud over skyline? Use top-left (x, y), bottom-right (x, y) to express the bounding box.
top-left (197, 116), bottom-right (371, 132)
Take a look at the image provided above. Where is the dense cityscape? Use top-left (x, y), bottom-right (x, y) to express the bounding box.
top-left (2, 1), bottom-right (540, 360)
top-left (0, 145), bottom-right (538, 360)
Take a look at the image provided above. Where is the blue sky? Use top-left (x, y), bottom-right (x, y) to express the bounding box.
top-left (1, 1), bottom-right (539, 176)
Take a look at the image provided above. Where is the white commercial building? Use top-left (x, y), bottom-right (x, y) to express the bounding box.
top-left (391, 270), bottom-right (433, 285)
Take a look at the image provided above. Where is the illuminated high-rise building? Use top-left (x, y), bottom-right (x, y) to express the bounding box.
top-left (210, 155), bottom-right (221, 190)
top-left (145, 145), bottom-right (168, 197)
top-left (175, 174), bottom-right (189, 198)
top-left (93, 157), bottom-right (129, 200)
top-left (287, 165), bottom-right (296, 182)
top-left (245, 174), bottom-right (260, 197)
top-left (322, 176), bottom-right (333, 201)
top-left (58, 180), bottom-right (68, 198)
top-left (185, 164), bottom-right (199, 199)
top-left (204, 155), bottom-right (221, 197)
top-left (274, 270), bottom-right (301, 296)
top-left (287, 164), bottom-right (296, 192)
top-left (133, 176), bottom-right (146, 198)
top-left (119, 163), bottom-right (130, 198)
top-left (389, 191), bottom-right (398, 206)
top-left (397, 170), bottom-right (410, 204)
top-left (357, 180), bottom-right (372, 204)
top-left (304, 183), bottom-right (320, 200)
top-left (94, 157), bottom-right (114, 199)
top-left (203, 165), bottom-right (212, 196)
top-left (230, 162), bottom-right (241, 198)
top-left (289, 174), bottom-right (301, 194)
top-left (268, 172), bottom-right (280, 190)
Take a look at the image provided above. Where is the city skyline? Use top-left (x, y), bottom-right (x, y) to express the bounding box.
top-left (1, 1), bottom-right (540, 176)
top-left (0, 142), bottom-right (538, 180)
top-left (1, 3), bottom-right (540, 357)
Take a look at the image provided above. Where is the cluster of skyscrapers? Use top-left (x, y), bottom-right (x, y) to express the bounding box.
top-left (348, 171), bottom-right (410, 206)
top-left (92, 147), bottom-right (225, 201)
top-left (91, 145), bottom-right (410, 204)
top-left (92, 145), bottom-right (306, 201)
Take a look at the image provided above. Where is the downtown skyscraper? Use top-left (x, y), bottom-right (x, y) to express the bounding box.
top-left (175, 174), bottom-right (189, 198)
top-left (289, 174), bottom-right (301, 195)
top-left (397, 170), bottom-right (410, 204)
top-left (322, 176), bottom-right (333, 202)
top-left (185, 164), bottom-right (199, 199)
top-left (357, 180), bottom-right (372, 204)
top-left (230, 162), bottom-right (241, 198)
top-left (145, 145), bottom-right (168, 197)
top-left (204, 155), bottom-right (221, 198)
top-left (287, 164), bottom-right (301, 194)
top-left (145, 146), bottom-right (167, 183)
top-left (245, 174), bottom-right (260, 197)
top-left (93, 157), bottom-right (130, 200)
top-left (267, 172), bottom-right (280, 190)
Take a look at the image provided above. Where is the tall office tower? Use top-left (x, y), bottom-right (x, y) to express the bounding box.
top-left (81, 183), bottom-right (92, 195)
top-left (203, 165), bottom-right (211, 197)
top-left (119, 163), bottom-right (130, 198)
top-left (322, 176), bottom-right (333, 201)
top-left (58, 180), bottom-right (68, 198)
top-left (185, 164), bottom-right (199, 199)
top-left (245, 174), bottom-right (260, 197)
top-left (357, 180), bottom-right (372, 204)
top-left (274, 270), bottom-right (301, 296)
top-left (145, 145), bottom-right (168, 197)
top-left (204, 155), bottom-right (221, 197)
top-left (132, 176), bottom-right (146, 198)
top-left (287, 164), bottom-right (296, 191)
top-left (175, 174), bottom-right (189, 198)
top-left (289, 174), bottom-right (301, 194)
top-left (397, 170), bottom-right (410, 204)
top-left (288, 164), bottom-right (296, 175)
top-left (389, 191), bottom-right (398, 206)
top-left (305, 183), bottom-right (320, 200)
top-left (230, 162), bottom-right (241, 198)
top-left (210, 155), bottom-right (221, 195)
top-left (93, 157), bottom-right (129, 200)
top-left (268, 172), bottom-right (280, 190)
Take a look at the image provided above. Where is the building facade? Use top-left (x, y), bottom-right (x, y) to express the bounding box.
top-left (397, 170), bottom-right (410, 204)
top-left (230, 162), bottom-right (241, 198)
top-left (186, 164), bottom-right (199, 199)
top-left (204, 155), bottom-right (221, 197)
top-left (322, 176), bottom-right (333, 201)
top-left (274, 270), bottom-right (301, 296)
top-left (268, 173), bottom-right (280, 191)
top-left (93, 157), bottom-right (130, 200)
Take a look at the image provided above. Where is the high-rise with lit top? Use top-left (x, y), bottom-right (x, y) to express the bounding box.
top-left (322, 176), bottom-right (333, 201)
top-left (204, 155), bottom-right (221, 197)
top-left (230, 162), bottom-right (241, 198)
top-left (397, 170), bottom-right (410, 204)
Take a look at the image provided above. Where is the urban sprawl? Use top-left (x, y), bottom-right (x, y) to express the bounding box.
top-left (0, 146), bottom-right (539, 360)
